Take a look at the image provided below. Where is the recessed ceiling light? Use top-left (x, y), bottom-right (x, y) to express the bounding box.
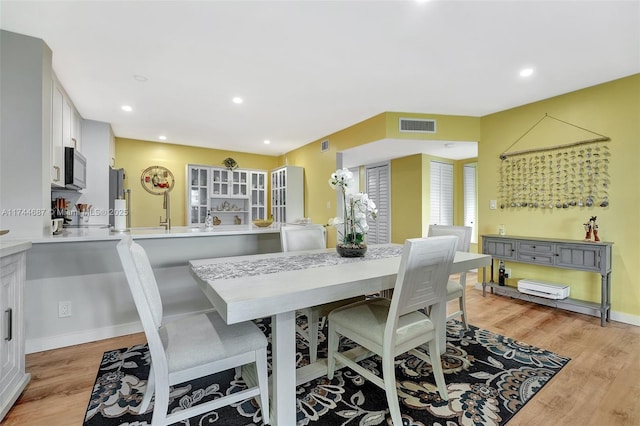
top-left (520, 68), bottom-right (534, 77)
top-left (264, 140), bottom-right (271, 145)
top-left (158, 135), bottom-right (167, 141)
top-left (232, 97), bottom-right (243, 104)
top-left (133, 74), bottom-right (148, 82)
top-left (121, 105), bottom-right (133, 112)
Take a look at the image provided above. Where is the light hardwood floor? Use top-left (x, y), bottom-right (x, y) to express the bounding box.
top-left (4, 273), bottom-right (640, 425)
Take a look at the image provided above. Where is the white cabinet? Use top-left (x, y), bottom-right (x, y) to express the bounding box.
top-left (271, 166), bottom-right (304, 223)
top-left (0, 242), bottom-right (31, 422)
top-left (51, 74), bottom-right (83, 187)
top-left (63, 91), bottom-right (82, 150)
top-left (187, 166), bottom-right (210, 225)
top-left (210, 168), bottom-right (250, 225)
top-left (187, 166), bottom-right (268, 226)
top-left (210, 168), bottom-right (249, 198)
top-left (251, 171), bottom-right (267, 220)
top-left (71, 107), bottom-right (82, 151)
top-left (50, 82), bottom-right (64, 187)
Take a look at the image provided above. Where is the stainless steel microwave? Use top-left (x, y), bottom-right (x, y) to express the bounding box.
top-left (64, 147), bottom-right (87, 190)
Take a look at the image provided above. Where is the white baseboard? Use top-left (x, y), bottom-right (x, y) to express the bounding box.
top-left (26, 308), bottom-right (215, 354)
top-left (473, 283), bottom-right (640, 327)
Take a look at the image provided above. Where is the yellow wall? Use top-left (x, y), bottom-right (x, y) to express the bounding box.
top-left (478, 74), bottom-right (640, 318)
top-left (282, 112), bottom-right (481, 246)
top-left (389, 154), bottom-right (423, 243)
top-left (112, 74), bottom-right (639, 320)
top-left (115, 138), bottom-right (279, 227)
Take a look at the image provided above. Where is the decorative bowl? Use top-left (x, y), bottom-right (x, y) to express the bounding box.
top-left (253, 219), bottom-right (274, 228)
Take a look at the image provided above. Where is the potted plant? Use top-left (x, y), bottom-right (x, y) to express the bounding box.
top-left (328, 168), bottom-right (377, 257)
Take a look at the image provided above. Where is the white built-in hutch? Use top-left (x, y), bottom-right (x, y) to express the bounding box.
top-left (187, 164), bottom-right (304, 226)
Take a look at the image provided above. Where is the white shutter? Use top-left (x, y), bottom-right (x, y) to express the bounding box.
top-left (430, 161), bottom-right (453, 226)
top-left (463, 164), bottom-right (477, 243)
top-left (365, 163), bottom-right (390, 244)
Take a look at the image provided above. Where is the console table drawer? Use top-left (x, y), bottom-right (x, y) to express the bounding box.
top-left (517, 241), bottom-right (554, 254)
top-left (517, 252), bottom-right (554, 265)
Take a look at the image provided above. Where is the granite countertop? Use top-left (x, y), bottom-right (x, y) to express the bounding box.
top-left (10, 223), bottom-right (283, 244)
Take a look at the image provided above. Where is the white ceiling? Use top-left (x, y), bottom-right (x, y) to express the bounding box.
top-left (2, 1), bottom-right (638, 162)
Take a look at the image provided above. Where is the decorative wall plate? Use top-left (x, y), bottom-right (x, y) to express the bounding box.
top-left (141, 165), bottom-right (175, 195)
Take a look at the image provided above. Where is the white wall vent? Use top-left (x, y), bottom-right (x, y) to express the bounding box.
top-left (399, 118), bottom-right (436, 133)
top-left (321, 140), bottom-right (329, 152)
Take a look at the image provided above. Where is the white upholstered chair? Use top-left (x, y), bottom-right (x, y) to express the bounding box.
top-left (116, 236), bottom-right (270, 426)
top-left (327, 236), bottom-right (457, 426)
top-left (427, 225), bottom-right (472, 328)
top-left (280, 224), bottom-right (361, 363)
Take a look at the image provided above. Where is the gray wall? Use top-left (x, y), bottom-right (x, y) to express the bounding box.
top-left (0, 30), bottom-right (52, 237)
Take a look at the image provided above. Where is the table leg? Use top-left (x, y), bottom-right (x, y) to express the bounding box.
top-left (270, 310), bottom-right (297, 425)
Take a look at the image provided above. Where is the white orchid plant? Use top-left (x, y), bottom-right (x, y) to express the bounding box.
top-left (328, 168), bottom-right (377, 246)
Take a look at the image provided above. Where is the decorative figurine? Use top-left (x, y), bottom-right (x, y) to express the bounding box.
top-left (234, 215), bottom-right (242, 225)
top-left (205, 210), bottom-right (214, 230)
top-left (213, 216), bottom-right (221, 225)
top-left (583, 216), bottom-right (600, 242)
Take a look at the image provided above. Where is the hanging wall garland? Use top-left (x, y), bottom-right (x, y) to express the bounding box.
top-left (498, 114), bottom-right (610, 210)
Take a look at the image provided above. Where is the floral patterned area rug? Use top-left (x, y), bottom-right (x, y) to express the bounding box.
top-left (84, 318), bottom-right (569, 426)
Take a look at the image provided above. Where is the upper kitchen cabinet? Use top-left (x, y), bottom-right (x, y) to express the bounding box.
top-left (50, 82), bottom-right (64, 187)
top-left (50, 74), bottom-right (83, 187)
top-left (271, 166), bottom-right (304, 223)
top-left (71, 107), bottom-right (82, 152)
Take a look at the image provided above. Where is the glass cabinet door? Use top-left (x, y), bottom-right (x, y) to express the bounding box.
top-left (189, 166), bottom-right (209, 224)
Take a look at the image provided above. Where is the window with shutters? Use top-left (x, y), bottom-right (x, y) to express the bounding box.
top-left (365, 163), bottom-right (390, 244)
top-left (463, 163), bottom-right (478, 243)
top-left (430, 161), bottom-right (453, 226)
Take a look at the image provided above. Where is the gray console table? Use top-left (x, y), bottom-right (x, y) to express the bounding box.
top-left (481, 234), bottom-right (613, 326)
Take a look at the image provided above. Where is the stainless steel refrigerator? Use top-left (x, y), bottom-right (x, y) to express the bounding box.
top-left (109, 167), bottom-right (130, 228)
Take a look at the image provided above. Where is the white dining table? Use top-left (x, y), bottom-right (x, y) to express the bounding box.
top-left (189, 244), bottom-right (491, 425)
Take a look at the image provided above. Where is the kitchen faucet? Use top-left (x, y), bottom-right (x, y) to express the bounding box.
top-left (160, 190), bottom-right (171, 230)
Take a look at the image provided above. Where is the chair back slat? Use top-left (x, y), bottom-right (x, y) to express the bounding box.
top-left (117, 237), bottom-right (164, 329)
top-left (428, 225), bottom-right (471, 252)
top-left (280, 224), bottom-right (326, 252)
top-left (389, 236), bottom-right (457, 319)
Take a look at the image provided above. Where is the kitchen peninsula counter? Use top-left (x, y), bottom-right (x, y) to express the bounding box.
top-left (30, 224), bottom-right (282, 243)
top-left (20, 224), bottom-right (284, 354)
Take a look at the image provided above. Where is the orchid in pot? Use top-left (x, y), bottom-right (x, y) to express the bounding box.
top-left (328, 168), bottom-right (377, 257)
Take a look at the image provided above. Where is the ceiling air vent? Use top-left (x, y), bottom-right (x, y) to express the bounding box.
top-left (399, 118), bottom-right (436, 133)
top-left (321, 140), bottom-right (329, 152)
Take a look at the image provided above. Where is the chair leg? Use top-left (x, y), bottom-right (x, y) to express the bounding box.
top-left (459, 272), bottom-right (468, 329)
top-left (327, 322), bottom-right (338, 379)
top-left (458, 295), bottom-right (468, 329)
top-left (381, 353), bottom-right (403, 426)
top-left (427, 339), bottom-right (449, 401)
top-left (308, 310), bottom-right (320, 363)
top-left (150, 376), bottom-right (169, 426)
top-left (255, 347), bottom-right (270, 425)
top-left (139, 363), bottom-right (155, 414)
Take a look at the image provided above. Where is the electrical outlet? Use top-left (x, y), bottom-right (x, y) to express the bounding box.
top-left (490, 199), bottom-right (497, 209)
top-left (505, 268), bottom-right (511, 278)
top-left (58, 301), bottom-right (72, 318)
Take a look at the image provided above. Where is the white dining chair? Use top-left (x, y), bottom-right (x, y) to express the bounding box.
top-left (116, 236), bottom-right (270, 426)
top-left (327, 236), bottom-right (457, 426)
top-left (428, 224), bottom-right (472, 328)
top-left (280, 224), bottom-right (362, 363)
